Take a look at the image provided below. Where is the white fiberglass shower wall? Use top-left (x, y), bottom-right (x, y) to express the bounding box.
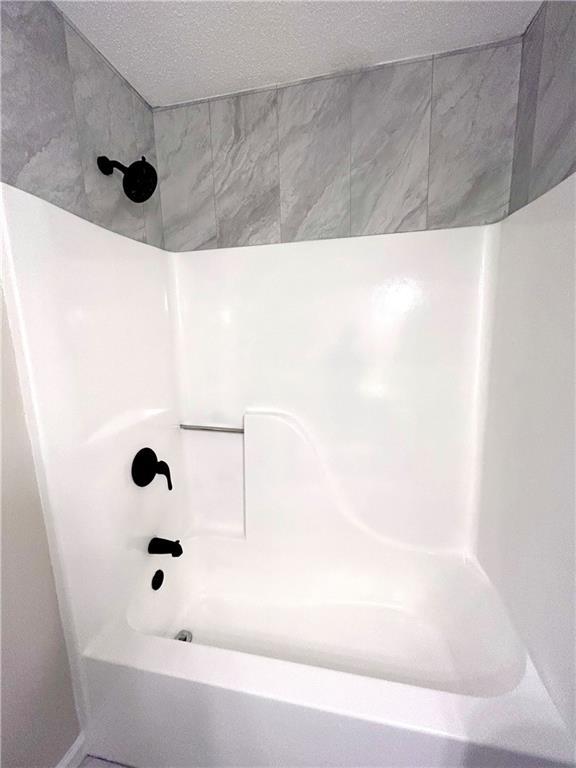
top-left (2, 174), bottom-right (574, 767)
top-left (162, 225), bottom-right (519, 697)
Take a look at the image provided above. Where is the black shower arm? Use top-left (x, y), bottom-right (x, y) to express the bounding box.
top-left (97, 155), bottom-right (133, 176)
top-left (107, 159), bottom-right (128, 174)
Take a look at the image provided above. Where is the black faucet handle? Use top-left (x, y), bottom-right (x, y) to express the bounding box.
top-left (155, 460), bottom-right (173, 491)
top-left (131, 448), bottom-right (173, 490)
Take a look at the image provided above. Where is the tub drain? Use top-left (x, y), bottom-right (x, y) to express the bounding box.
top-left (175, 629), bottom-right (193, 643)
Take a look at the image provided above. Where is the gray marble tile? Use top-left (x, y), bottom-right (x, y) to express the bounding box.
top-left (428, 42), bottom-right (522, 229)
top-left (210, 90), bottom-right (280, 248)
top-left (351, 60), bottom-right (431, 236)
top-left (154, 104), bottom-right (216, 251)
top-left (65, 24), bottom-right (145, 243)
top-left (278, 76), bottom-right (351, 242)
top-left (132, 92), bottom-right (164, 248)
top-left (0, 1), bottom-right (87, 218)
top-left (509, 4), bottom-right (546, 213)
top-left (530, 1), bottom-right (576, 201)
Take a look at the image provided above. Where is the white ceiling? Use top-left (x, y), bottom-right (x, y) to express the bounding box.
top-left (55, 1), bottom-right (540, 108)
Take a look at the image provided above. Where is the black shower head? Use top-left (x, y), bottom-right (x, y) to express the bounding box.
top-left (97, 155), bottom-right (157, 203)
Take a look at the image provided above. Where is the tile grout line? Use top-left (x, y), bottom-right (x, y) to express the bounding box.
top-left (509, 33), bottom-right (527, 214)
top-left (61, 15), bottom-right (92, 225)
top-left (526, 1), bottom-right (548, 204)
top-left (151, 111), bottom-right (168, 250)
top-left (508, 0), bottom-right (545, 212)
top-left (523, 0), bottom-right (546, 38)
top-left (348, 74), bottom-right (353, 238)
top-left (80, 757), bottom-right (136, 768)
top-left (207, 100), bottom-right (220, 250)
top-left (425, 56), bottom-right (436, 230)
top-left (275, 87), bottom-right (283, 243)
top-left (129, 92), bottom-right (149, 245)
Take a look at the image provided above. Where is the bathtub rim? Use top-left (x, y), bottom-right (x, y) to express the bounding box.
top-left (83, 618), bottom-right (573, 764)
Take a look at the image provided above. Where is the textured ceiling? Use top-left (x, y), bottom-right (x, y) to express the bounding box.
top-left (55, 1), bottom-right (540, 108)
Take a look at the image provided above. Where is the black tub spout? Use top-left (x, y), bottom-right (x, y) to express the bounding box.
top-left (148, 537), bottom-right (183, 557)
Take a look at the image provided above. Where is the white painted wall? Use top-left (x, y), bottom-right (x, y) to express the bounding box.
top-left (477, 173), bottom-right (576, 735)
top-left (1, 297), bottom-right (81, 768)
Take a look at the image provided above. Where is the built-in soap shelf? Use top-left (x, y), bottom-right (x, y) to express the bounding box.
top-left (179, 423), bottom-right (244, 434)
top-left (180, 419), bottom-right (246, 539)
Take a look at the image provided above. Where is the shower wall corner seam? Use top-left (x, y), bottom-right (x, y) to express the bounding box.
top-left (465, 222), bottom-right (501, 561)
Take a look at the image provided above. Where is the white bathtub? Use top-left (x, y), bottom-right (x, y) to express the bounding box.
top-left (83, 617), bottom-right (568, 766)
top-left (94, 412), bottom-right (567, 766)
top-left (128, 413), bottom-right (526, 699)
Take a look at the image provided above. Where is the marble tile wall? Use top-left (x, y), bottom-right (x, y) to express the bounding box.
top-left (211, 89), bottom-right (280, 247)
top-left (156, 39), bottom-right (523, 249)
top-left (153, 103), bottom-right (216, 251)
top-left (1, 1), bottom-right (163, 246)
top-left (509, 4), bottom-right (547, 212)
top-left (279, 77), bottom-right (350, 242)
top-left (132, 92), bottom-right (164, 248)
top-left (2, 1), bottom-right (574, 251)
top-left (428, 42), bottom-right (521, 228)
top-left (1, 1), bottom-right (87, 218)
top-left (510, 1), bottom-right (576, 209)
top-left (350, 59), bottom-right (432, 235)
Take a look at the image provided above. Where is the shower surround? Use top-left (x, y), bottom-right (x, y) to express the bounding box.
top-left (2, 171), bottom-right (574, 765)
top-left (1, 1), bottom-right (575, 249)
